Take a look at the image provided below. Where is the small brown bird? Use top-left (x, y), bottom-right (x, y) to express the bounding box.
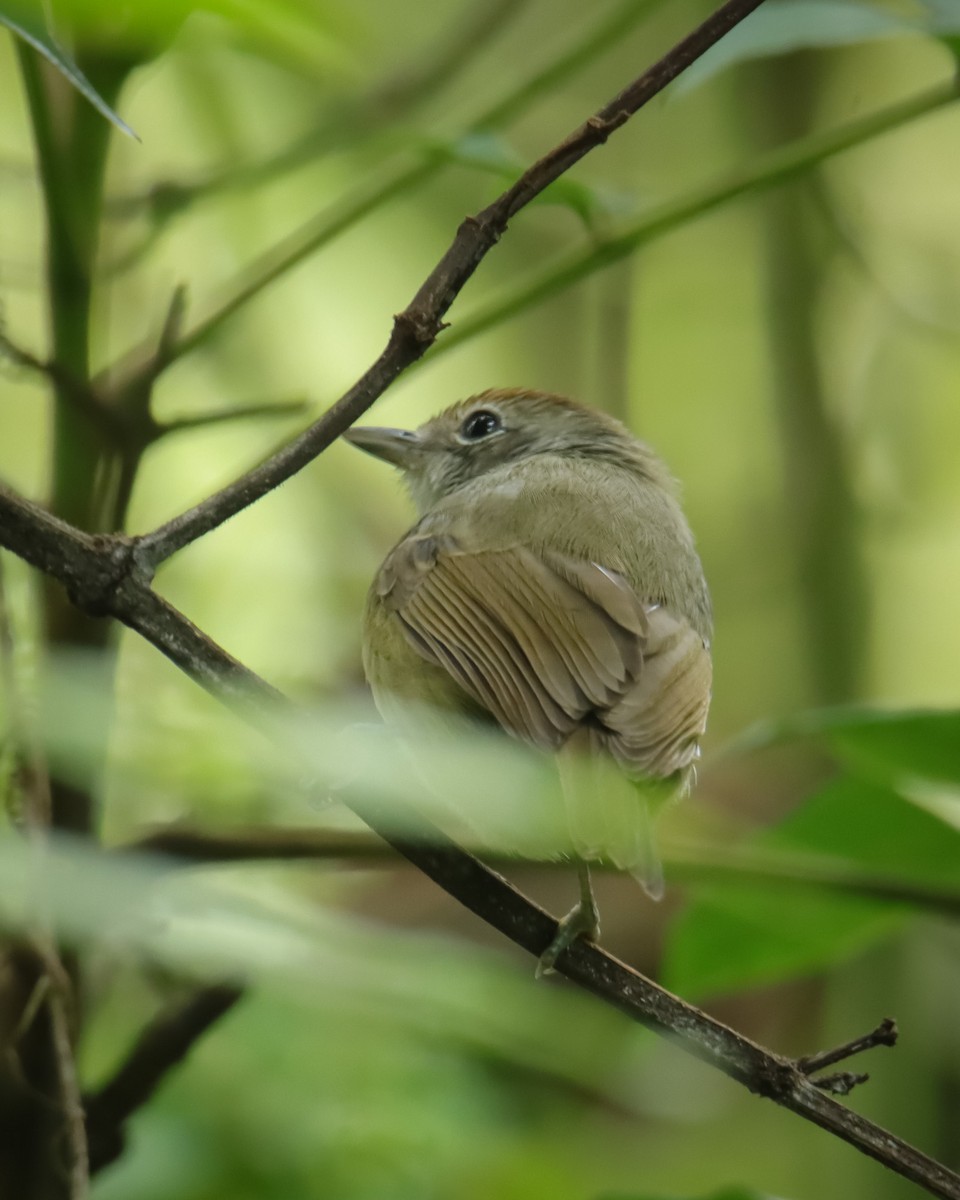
top-left (345, 388), bottom-right (712, 971)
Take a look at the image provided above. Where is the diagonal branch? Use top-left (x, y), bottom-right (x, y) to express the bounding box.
top-left (129, 0), bottom-right (768, 574)
top-left (84, 985), bottom-right (243, 1174)
top-left (104, 0), bottom-right (665, 385)
top-left (1, 483), bottom-right (959, 1200)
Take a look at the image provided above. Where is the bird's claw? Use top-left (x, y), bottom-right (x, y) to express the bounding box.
top-left (536, 899), bottom-right (601, 978)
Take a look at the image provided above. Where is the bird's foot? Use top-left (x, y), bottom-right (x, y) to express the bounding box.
top-left (536, 895), bottom-right (600, 978)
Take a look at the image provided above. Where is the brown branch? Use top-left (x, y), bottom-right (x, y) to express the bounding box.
top-left (130, 824), bottom-right (385, 861)
top-left (125, 823), bottom-right (960, 918)
top-left (84, 985), bottom-right (243, 1174)
top-left (128, 0), bottom-right (769, 574)
top-left (1, 485), bottom-right (959, 1200)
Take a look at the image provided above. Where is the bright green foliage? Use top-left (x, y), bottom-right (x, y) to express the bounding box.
top-left (664, 770), bottom-right (960, 997)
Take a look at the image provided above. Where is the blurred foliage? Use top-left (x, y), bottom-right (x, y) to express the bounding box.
top-left (2, 0), bottom-right (960, 1197)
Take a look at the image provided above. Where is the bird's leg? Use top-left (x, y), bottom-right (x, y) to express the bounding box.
top-left (536, 863), bottom-right (600, 977)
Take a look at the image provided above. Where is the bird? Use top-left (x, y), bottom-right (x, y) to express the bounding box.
top-left (343, 388), bottom-right (712, 972)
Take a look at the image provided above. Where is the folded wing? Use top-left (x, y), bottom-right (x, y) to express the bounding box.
top-left (376, 533), bottom-right (710, 780)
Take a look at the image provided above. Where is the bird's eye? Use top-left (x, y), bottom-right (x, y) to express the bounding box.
top-left (460, 409), bottom-right (502, 440)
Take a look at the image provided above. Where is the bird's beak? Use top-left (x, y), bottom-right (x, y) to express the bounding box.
top-left (342, 425), bottom-right (423, 470)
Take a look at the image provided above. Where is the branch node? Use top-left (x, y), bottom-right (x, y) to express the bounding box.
top-left (128, 539), bottom-right (158, 587)
top-left (67, 536), bottom-right (138, 617)
top-left (748, 1057), bottom-right (799, 1101)
top-left (393, 309), bottom-right (438, 347)
top-left (586, 114), bottom-right (618, 144)
top-left (812, 1071), bottom-right (870, 1096)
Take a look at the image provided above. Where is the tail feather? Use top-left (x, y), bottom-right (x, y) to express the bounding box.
top-left (627, 798), bottom-right (664, 901)
top-left (558, 737), bottom-right (673, 897)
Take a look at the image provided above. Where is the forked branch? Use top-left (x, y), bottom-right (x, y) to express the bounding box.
top-left (129, 0), bottom-right (769, 572)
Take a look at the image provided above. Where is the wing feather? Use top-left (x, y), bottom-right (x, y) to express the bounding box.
top-left (376, 534), bottom-right (709, 774)
top-left (413, 567), bottom-right (568, 745)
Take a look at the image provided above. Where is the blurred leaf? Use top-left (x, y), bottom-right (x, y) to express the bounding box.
top-left (675, 0), bottom-right (960, 95)
top-left (36, 650), bottom-right (573, 857)
top-left (205, 0), bottom-right (360, 77)
top-left (735, 707), bottom-right (960, 790)
top-left (663, 775), bottom-right (960, 998)
top-left (5, 0), bottom-right (357, 78)
top-left (0, 831), bottom-right (643, 1104)
top-left (1, 3), bottom-right (137, 138)
top-left (921, 0), bottom-right (960, 31)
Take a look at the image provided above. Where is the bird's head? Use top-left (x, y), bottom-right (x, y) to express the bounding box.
top-left (343, 388), bottom-right (669, 512)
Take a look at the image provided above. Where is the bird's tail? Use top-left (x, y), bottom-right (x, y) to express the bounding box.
top-left (557, 736), bottom-right (677, 899)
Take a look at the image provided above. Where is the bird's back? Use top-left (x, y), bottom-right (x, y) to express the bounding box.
top-left (364, 451), bottom-right (712, 784)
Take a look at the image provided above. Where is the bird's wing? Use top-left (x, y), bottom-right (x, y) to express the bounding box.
top-left (602, 604), bottom-right (712, 779)
top-left (375, 533), bottom-right (649, 751)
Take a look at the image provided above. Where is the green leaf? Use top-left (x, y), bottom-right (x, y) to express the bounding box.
top-left (675, 0), bottom-right (944, 95)
top-left (4, 0), bottom-right (357, 97)
top-left (663, 775), bottom-right (960, 998)
top-left (1, 4), bottom-right (138, 138)
top-left (736, 707), bottom-right (960, 790)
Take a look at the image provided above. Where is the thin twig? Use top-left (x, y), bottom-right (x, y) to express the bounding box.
top-left (799, 1018), bottom-right (899, 1076)
top-left (159, 398), bottom-right (311, 434)
top-left (129, 0), bottom-right (769, 572)
top-left (1, 484), bottom-right (958, 1200)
